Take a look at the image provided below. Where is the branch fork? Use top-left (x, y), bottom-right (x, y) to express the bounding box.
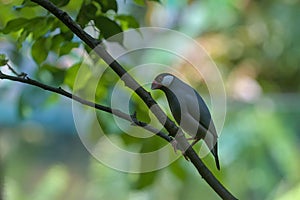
top-left (0, 1), bottom-right (239, 199)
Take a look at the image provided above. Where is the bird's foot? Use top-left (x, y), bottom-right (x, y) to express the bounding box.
top-left (171, 139), bottom-right (190, 161)
top-left (170, 139), bottom-right (179, 155)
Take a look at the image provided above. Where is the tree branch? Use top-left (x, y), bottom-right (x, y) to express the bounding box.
top-left (0, 70), bottom-right (171, 142)
top-left (21, 0), bottom-right (238, 199)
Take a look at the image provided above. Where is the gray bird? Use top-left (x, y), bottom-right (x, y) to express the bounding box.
top-left (151, 73), bottom-right (220, 170)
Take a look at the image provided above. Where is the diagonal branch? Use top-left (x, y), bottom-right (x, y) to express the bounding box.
top-left (0, 70), bottom-right (171, 142)
top-left (24, 0), bottom-right (238, 199)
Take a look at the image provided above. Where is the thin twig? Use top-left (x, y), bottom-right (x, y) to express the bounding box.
top-left (0, 70), bottom-right (172, 142)
top-left (7, 63), bottom-right (27, 77)
top-left (14, 1), bottom-right (238, 199)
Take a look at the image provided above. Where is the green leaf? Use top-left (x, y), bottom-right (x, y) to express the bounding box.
top-left (64, 63), bottom-right (81, 89)
top-left (27, 17), bottom-right (51, 40)
top-left (13, 0), bottom-right (37, 10)
top-left (133, 0), bottom-right (145, 6)
top-left (50, 34), bottom-right (65, 54)
top-left (31, 37), bottom-right (50, 65)
top-left (64, 62), bottom-right (94, 91)
top-left (0, 54), bottom-right (8, 66)
top-left (94, 0), bottom-right (118, 12)
top-left (1, 18), bottom-right (29, 34)
top-left (76, 3), bottom-right (98, 27)
top-left (59, 42), bottom-right (79, 56)
top-left (133, 0), bottom-right (161, 6)
top-left (170, 161), bottom-right (187, 181)
top-left (95, 16), bottom-right (123, 43)
top-left (49, 34), bottom-right (78, 57)
top-left (1, 17), bottom-right (52, 47)
top-left (49, 0), bottom-right (70, 7)
top-left (116, 15), bottom-right (139, 30)
top-left (61, 30), bottom-right (74, 41)
top-left (16, 29), bottom-right (30, 49)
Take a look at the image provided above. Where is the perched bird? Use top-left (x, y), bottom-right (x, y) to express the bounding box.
top-left (151, 73), bottom-right (220, 170)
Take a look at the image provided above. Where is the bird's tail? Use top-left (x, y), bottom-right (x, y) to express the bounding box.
top-left (211, 142), bottom-right (220, 170)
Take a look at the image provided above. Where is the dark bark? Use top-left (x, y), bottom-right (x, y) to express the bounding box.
top-left (1, 1), bottom-right (239, 199)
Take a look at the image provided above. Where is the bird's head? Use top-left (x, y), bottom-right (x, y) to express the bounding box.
top-left (151, 73), bottom-right (174, 90)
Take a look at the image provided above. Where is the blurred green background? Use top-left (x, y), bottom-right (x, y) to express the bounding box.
top-left (1, 0), bottom-right (300, 199)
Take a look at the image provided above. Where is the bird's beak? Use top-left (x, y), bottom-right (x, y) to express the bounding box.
top-left (151, 81), bottom-right (161, 90)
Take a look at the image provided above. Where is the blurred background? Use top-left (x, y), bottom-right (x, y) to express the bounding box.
top-left (1, 0), bottom-right (300, 199)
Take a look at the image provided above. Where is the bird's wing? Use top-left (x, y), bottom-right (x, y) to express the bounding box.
top-left (185, 90), bottom-right (219, 138)
top-left (180, 111), bottom-right (208, 139)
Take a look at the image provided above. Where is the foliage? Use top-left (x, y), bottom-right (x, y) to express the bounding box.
top-left (1, 0), bottom-right (300, 200)
top-left (0, 54), bottom-right (8, 66)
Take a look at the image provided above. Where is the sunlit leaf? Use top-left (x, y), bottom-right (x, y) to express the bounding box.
top-left (64, 62), bottom-right (82, 89)
top-left (17, 29), bottom-right (30, 49)
top-left (116, 15), bottom-right (139, 30)
top-left (170, 161), bottom-right (187, 181)
top-left (0, 54), bottom-right (8, 66)
top-left (133, 0), bottom-right (145, 6)
top-left (129, 94), bottom-right (150, 122)
top-left (1, 18), bottom-right (29, 34)
top-left (94, 0), bottom-right (118, 12)
top-left (120, 134), bottom-right (141, 146)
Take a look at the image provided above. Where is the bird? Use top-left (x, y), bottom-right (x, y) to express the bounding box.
top-left (151, 73), bottom-right (220, 170)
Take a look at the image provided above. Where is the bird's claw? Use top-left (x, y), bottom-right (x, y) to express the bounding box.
top-left (171, 139), bottom-right (179, 155)
top-left (170, 139), bottom-right (190, 161)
